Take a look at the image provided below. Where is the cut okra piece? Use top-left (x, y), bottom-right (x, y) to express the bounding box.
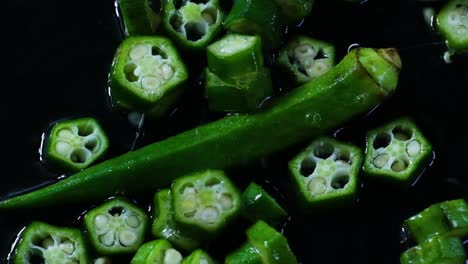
top-left (241, 183), bottom-right (288, 227)
top-left (223, 0), bottom-right (285, 49)
top-left (14, 221), bottom-right (89, 264)
top-left (83, 197), bottom-right (149, 255)
top-left (152, 189), bottom-right (201, 252)
top-left (225, 243), bottom-right (263, 264)
top-left (404, 199), bottom-right (468, 244)
top-left (436, 0), bottom-right (468, 53)
top-left (172, 170), bottom-right (241, 235)
top-left (163, 0), bottom-right (224, 50)
top-left (274, 0), bottom-right (314, 23)
top-left (277, 35), bottom-right (336, 84)
top-left (400, 236), bottom-right (466, 264)
top-left (117, 0), bottom-right (160, 36)
top-left (289, 137), bottom-right (362, 208)
top-left (204, 68), bottom-right (273, 113)
top-left (207, 34), bottom-right (264, 81)
top-left (182, 249), bottom-right (216, 264)
top-left (94, 257), bottom-right (112, 264)
top-left (130, 239), bottom-right (183, 264)
top-left (363, 118), bottom-right (432, 184)
top-left (108, 36), bottom-right (188, 117)
top-left (43, 117), bottom-right (109, 173)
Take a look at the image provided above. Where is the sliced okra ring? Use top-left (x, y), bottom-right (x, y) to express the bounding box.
top-left (152, 189), bottom-right (201, 252)
top-left (171, 170), bottom-right (241, 235)
top-left (13, 221), bottom-right (89, 264)
top-left (181, 249), bottom-right (216, 264)
top-left (207, 34), bottom-right (264, 81)
top-left (436, 0), bottom-right (468, 54)
top-left (277, 35), bottom-right (336, 84)
top-left (274, 0), bottom-right (314, 23)
top-left (363, 117), bottom-right (432, 184)
top-left (130, 239), bottom-right (183, 264)
top-left (204, 68), bottom-right (273, 113)
top-left (44, 117), bottom-right (109, 173)
top-left (163, 0), bottom-right (224, 50)
top-left (223, 0), bottom-right (285, 49)
top-left (83, 197), bottom-right (149, 255)
top-left (400, 236), bottom-right (466, 264)
top-left (109, 36), bottom-right (188, 118)
top-left (225, 242), bottom-right (263, 264)
top-left (289, 137), bottom-right (362, 207)
top-left (241, 183), bottom-right (288, 227)
top-left (117, 0), bottom-right (161, 36)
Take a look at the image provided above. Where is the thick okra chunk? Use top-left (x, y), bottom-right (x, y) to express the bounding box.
top-left (83, 197), bottom-right (149, 255)
top-left (172, 170), bottom-right (241, 235)
top-left (182, 249), bottom-right (216, 264)
top-left (13, 221), bottom-right (89, 264)
top-left (436, 0), bottom-right (468, 53)
top-left (225, 243), bottom-right (263, 264)
top-left (130, 239), bottom-right (183, 264)
top-left (404, 199), bottom-right (468, 244)
top-left (152, 189), bottom-right (201, 251)
top-left (241, 183), bottom-right (287, 227)
top-left (289, 137), bottom-right (362, 207)
top-left (117, 0), bottom-right (160, 36)
top-left (44, 117), bottom-right (109, 173)
top-left (400, 236), bottom-right (466, 264)
top-left (163, 0), bottom-right (224, 50)
top-left (277, 35), bottom-right (336, 84)
top-left (109, 36), bottom-right (188, 117)
top-left (363, 118), bottom-right (432, 184)
top-left (274, 0), bottom-right (314, 23)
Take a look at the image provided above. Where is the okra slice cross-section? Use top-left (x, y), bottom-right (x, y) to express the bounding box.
top-left (44, 117), bottom-right (109, 173)
top-left (130, 239), bottom-right (183, 264)
top-left (437, 0), bottom-right (468, 53)
top-left (172, 170), bottom-right (241, 235)
top-left (83, 197), bottom-right (149, 255)
top-left (13, 221), bottom-right (89, 264)
top-left (109, 36), bottom-right (188, 117)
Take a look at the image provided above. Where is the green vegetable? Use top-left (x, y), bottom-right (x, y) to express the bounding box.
top-left (182, 249), bottom-right (216, 264)
top-left (13, 221), bottom-right (89, 264)
top-left (152, 189), bottom-right (201, 251)
top-left (363, 118), bottom-right (432, 184)
top-left (117, 0), bottom-right (160, 36)
top-left (83, 197), bottom-right (149, 255)
top-left (130, 239), bottom-right (183, 264)
top-left (241, 183), bottom-right (287, 227)
top-left (172, 170), bottom-right (241, 235)
top-left (274, 0), bottom-right (314, 23)
top-left (0, 47), bottom-right (401, 210)
top-left (225, 243), bottom-right (262, 264)
top-left (162, 0), bottom-right (224, 50)
top-left (400, 236), bottom-right (466, 264)
top-left (94, 257), bottom-right (112, 264)
top-left (436, 0), bottom-right (468, 53)
top-left (277, 35), bottom-right (336, 84)
top-left (108, 36), bottom-right (188, 118)
top-left (43, 117), bottom-right (109, 173)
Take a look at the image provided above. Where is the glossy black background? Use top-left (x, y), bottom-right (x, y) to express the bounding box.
top-left (1, 0), bottom-right (468, 263)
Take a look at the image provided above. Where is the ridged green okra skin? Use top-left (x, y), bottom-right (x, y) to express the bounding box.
top-left (225, 243), bottom-right (262, 264)
top-left (400, 236), bottom-right (466, 264)
top-left (130, 239), bottom-right (183, 264)
top-left (83, 197), bottom-right (149, 255)
top-left (171, 170), bottom-right (241, 235)
top-left (274, 0), bottom-right (314, 23)
top-left (436, 0), bottom-right (468, 53)
top-left (152, 189), bottom-right (201, 251)
top-left (277, 35), bottom-right (336, 85)
top-left (289, 137), bottom-right (362, 208)
top-left (117, 0), bottom-right (161, 36)
top-left (163, 0), bottom-right (224, 50)
top-left (108, 36), bottom-right (188, 117)
top-left (43, 117), bottom-right (109, 173)
top-left (241, 183), bottom-right (287, 227)
top-left (363, 118), bottom-right (432, 184)
top-left (13, 221), bottom-right (89, 264)
top-left (182, 249), bottom-right (216, 264)
top-left (0, 47), bottom-right (401, 209)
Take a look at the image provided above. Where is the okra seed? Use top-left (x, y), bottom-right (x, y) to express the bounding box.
top-left (129, 45), bottom-right (150, 60)
top-left (331, 175), bottom-right (350, 189)
top-left (59, 240), bottom-right (75, 255)
top-left (219, 193), bottom-right (234, 209)
top-left (300, 157), bottom-right (316, 176)
top-left (141, 76), bottom-right (162, 91)
top-left (200, 259), bottom-right (208, 264)
top-left (307, 59), bottom-right (331, 78)
top-left (313, 142), bottom-right (334, 159)
top-left (307, 177), bottom-right (327, 194)
top-left (161, 64), bottom-right (175, 80)
top-left (294, 45), bottom-right (316, 59)
top-left (118, 230), bottom-right (138, 247)
top-left (373, 153), bottom-right (390, 168)
top-left (392, 126), bottom-right (412, 141)
top-left (373, 133), bottom-right (391, 149)
top-left (448, 11), bottom-right (461, 24)
top-left (41, 237), bottom-right (55, 249)
top-left (58, 129), bottom-right (74, 139)
top-left (125, 214), bottom-right (140, 228)
top-left (55, 141), bottom-right (72, 156)
top-left (391, 158), bottom-right (409, 172)
top-left (98, 231), bottom-right (115, 246)
top-left (456, 25), bottom-right (467, 34)
top-left (70, 148), bottom-right (90, 164)
top-left (163, 248), bottom-right (183, 264)
top-left (200, 206), bottom-right (220, 223)
top-left (406, 140), bottom-right (422, 157)
top-left (94, 257), bottom-right (112, 264)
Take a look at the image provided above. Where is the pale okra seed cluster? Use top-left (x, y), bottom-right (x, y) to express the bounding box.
top-left (288, 41), bottom-right (332, 80)
top-left (169, 1), bottom-right (218, 41)
top-left (447, 3), bottom-right (468, 37)
top-left (29, 234), bottom-right (80, 264)
top-left (179, 177), bottom-right (234, 224)
top-left (299, 142), bottom-right (354, 195)
top-left (163, 248), bottom-right (183, 264)
top-left (217, 35), bottom-right (253, 55)
top-left (93, 206), bottom-right (142, 248)
top-left (54, 124), bottom-right (102, 164)
top-left (124, 44), bottom-right (175, 94)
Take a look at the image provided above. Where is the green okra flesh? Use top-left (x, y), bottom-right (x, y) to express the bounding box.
top-left (274, 0), bottom-right (314, 23)
top-left (117, 0), bottom-right (161, 36)
top-left (0, 47), bottom-right (400, 209)
top-left (400, 236), bottom-right (466, 264)
top-left (225, 243), bottom-right (263, 264)
top-left (130, 239), bottom-right (183, 264)
top-left (436, 0), bottom-right (468, 52)
top-left (182, 249), bottom-right (216, 264)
